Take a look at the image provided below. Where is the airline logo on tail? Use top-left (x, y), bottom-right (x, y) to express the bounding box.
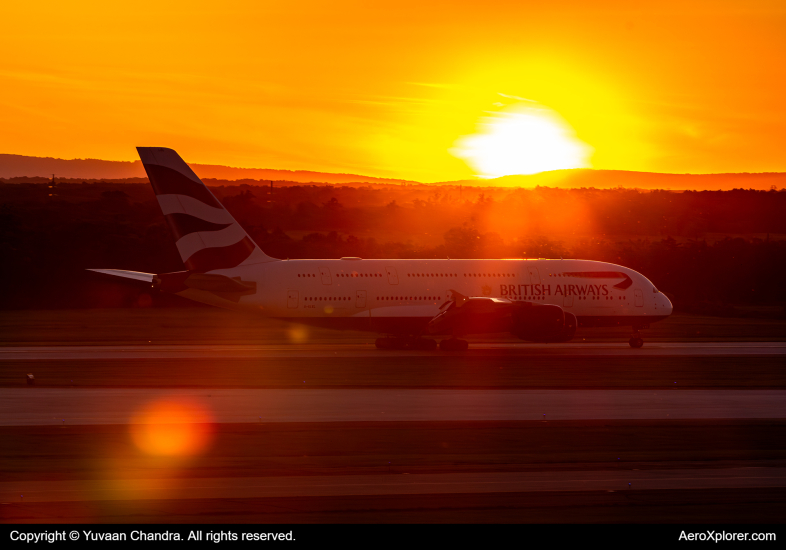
top-left (137, 147), bottom-right (276, 272)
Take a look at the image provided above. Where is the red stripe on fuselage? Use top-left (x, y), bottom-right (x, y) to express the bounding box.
top-left (562, 271), bottom-right (624, 278)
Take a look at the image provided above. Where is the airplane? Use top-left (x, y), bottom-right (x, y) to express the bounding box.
top-left (90, 147), bottom-right (673, 350)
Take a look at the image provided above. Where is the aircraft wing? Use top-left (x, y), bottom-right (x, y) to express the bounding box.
top-left (87, 269), bottom-right (155, 283)
top-left (88, 269), bottom-right (255, 297)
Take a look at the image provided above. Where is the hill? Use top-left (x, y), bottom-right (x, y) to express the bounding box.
top-left (1, 154), bottom-right (785, 190)
top-left (0, 154), bottom-right (417, 185)
top-left (444, 170), bottom-right (786, 191)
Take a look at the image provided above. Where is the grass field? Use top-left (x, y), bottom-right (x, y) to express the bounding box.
top-left (2, 421), bottom-right (785, 523)
top-left (5, 488), bottom-right (784, 524)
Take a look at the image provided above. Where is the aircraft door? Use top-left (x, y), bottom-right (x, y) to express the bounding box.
top-left (319, 267), bottom-right (332, 285)
top-left (563, 294), bottom-right (574, 308)
top-left (385, 267), bottom-right (399, 285)
top-left (356, 290), bottom-right (367, 308)
top-left (287, 290), bottom-right (299, 309)
top-left (634, 288), bottom-right (644, 307)
top-left (527, 266), bottom-right (541, 285)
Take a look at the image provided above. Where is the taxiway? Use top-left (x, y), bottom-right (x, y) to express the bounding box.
top-left (1, 341), bottom-right (784, 361)
top-left (2, 388), bottom-right (785, 426)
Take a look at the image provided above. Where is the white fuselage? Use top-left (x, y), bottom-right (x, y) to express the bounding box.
top-left (178, 258), bottom-right (672, 334)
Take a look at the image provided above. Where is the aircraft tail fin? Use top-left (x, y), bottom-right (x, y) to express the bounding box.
top-left (137, 147), bottom-right (278, 272)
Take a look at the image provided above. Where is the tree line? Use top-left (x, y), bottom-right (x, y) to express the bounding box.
top-left (0, 180), bottom-right (784, 314)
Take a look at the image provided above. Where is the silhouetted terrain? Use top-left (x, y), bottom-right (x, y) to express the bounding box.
top-left (0, 180), bottom-right (784, 314)
top-left (3, 153), bottom-right (786, 189)
top-left (469, 170), bottom-right (786, 191)
top-left (0, 154), bottom-right (416, 184)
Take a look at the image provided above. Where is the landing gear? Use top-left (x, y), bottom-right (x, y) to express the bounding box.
top-left (439, 338), bottom-right (469, 351)
top-left (375, 337), bottom-right (437, 350)
top-left (629, 327), bottom-right (644, 348)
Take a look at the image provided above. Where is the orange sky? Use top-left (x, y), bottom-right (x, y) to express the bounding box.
top-left (2, 1), bottom-right (785, 182)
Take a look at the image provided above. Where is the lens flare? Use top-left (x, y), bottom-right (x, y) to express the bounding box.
top-left (452, 101), bottom-right (593, 177)
top-left (130, 397), bottom-right (214, 457)
top-left (288, 326), bottom-right (309, 343)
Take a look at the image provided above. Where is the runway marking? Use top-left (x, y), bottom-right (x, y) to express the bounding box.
top-left (1, 388), bottom-right (784, 425)
top-left (2, 468), bottom-right (784, 502)
top-left (0, 342), bottom-right (784, 360)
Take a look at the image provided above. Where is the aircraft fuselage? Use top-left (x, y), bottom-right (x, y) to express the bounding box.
top-left (180, 258), bottom-right (672, 335)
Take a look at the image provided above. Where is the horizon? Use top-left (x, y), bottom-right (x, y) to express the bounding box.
top-left (0, 153), bottom-right (786, 185)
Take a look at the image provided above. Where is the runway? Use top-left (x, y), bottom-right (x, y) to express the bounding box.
top-left (2, 388), bottom-right (784, 425)
top-left (2, 468), bottom-right (784, 503)
top-left (1, 341), bottom-right (784, 360)
top-left (3, 337), bottom-right (784, 523)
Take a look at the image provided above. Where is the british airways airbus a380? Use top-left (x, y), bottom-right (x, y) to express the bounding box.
top-left (91, 147), bottom-right (673, 350)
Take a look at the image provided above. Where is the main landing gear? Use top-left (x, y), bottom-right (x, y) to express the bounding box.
top-left (629, 326), bottom-right (644, 348)
top-left (375, 337), bottom-right (437, 350)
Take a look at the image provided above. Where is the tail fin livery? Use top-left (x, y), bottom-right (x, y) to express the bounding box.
top-left (137, 147), bottom-right (277, 272)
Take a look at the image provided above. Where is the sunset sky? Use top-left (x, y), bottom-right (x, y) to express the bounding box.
top-left (2, 1), bottom-right (785, 182)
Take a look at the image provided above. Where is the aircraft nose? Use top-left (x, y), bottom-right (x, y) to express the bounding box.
top-left (661, 293), bottom-right (673, 314)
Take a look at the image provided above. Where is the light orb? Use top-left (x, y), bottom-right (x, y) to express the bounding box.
top-left (452, 101), bottom-right (592, 177)
top-left (130, 397), bottom-right (214, 457)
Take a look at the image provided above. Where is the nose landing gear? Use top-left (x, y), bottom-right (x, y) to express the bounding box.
top-left (629, 326), bottom-right (645, 348)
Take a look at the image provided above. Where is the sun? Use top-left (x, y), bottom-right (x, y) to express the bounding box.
top-left (452, 100), bottom-right (593, 178)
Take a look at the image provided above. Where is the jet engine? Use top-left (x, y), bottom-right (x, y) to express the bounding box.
top-left (510, 303), bottom-right (576, 342)
top-left (427, 292), bottom-right (578, 343)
